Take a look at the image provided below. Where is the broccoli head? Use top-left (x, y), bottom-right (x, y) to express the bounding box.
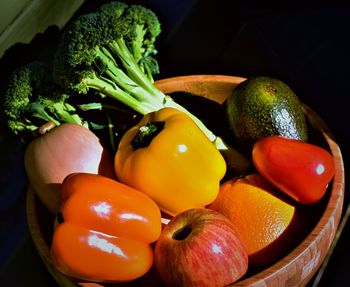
top-left (53, 1), bottom-right (165, 115)
top-left (0, 61), bottom-right (84, 137)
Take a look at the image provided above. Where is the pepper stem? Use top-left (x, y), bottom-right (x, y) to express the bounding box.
top-left (132, 121), bottom-right (165, 149)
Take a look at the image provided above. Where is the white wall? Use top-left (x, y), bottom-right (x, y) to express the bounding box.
top-left (0, 0), bottom-right (30, 33)
top-left (0, 0), bottom-right (85, 57)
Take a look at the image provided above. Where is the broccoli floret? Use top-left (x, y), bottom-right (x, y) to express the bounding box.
top-left (0, 62), bottom-right (85, 136)
top-left (122, 4), bottom-right (161, 78)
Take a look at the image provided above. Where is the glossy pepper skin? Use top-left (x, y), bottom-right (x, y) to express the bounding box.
top-left (252, 136), bottom-right (335, 204)
top-left (115, 107), bottom-right (227, 216)
top-left (50, 173), bottom-right (162, 283)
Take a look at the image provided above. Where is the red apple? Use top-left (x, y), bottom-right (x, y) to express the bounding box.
top-left (154, 208), bottom-right (248, 287)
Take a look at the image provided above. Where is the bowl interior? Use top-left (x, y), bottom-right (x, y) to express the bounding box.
top-left (26, 75), bottom-right (345, 287)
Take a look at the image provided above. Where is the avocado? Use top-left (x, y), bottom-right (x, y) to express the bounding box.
top-left (226, 76), bottom-right (308, 151)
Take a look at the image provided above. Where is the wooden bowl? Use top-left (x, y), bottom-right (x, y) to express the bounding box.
top-left (26, 75), bottom-right (345, 287)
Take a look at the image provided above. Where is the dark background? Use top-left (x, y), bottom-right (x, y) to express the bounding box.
top-left (0, 0), bottom-right (349, 286)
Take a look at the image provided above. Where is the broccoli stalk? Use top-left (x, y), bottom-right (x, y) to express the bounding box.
top-left (0, 61), bottom-right (85, 137)
top-left (53, 1), bottom-right (250, 172)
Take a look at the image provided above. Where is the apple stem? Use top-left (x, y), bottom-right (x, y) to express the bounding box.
top-left (173, 225), bottom-right (192, 240)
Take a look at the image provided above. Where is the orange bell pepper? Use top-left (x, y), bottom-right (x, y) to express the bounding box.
top-left (115, 107), bottom-right (227, 216)
top-left (50, 173), bottom-right (162, 283)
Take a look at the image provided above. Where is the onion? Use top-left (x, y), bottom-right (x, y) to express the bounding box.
top-left (24, 123), bottom-right (115, 213)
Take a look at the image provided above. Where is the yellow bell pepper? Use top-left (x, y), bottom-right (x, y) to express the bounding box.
top-left (115, 107), bottom-right (227, 216)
